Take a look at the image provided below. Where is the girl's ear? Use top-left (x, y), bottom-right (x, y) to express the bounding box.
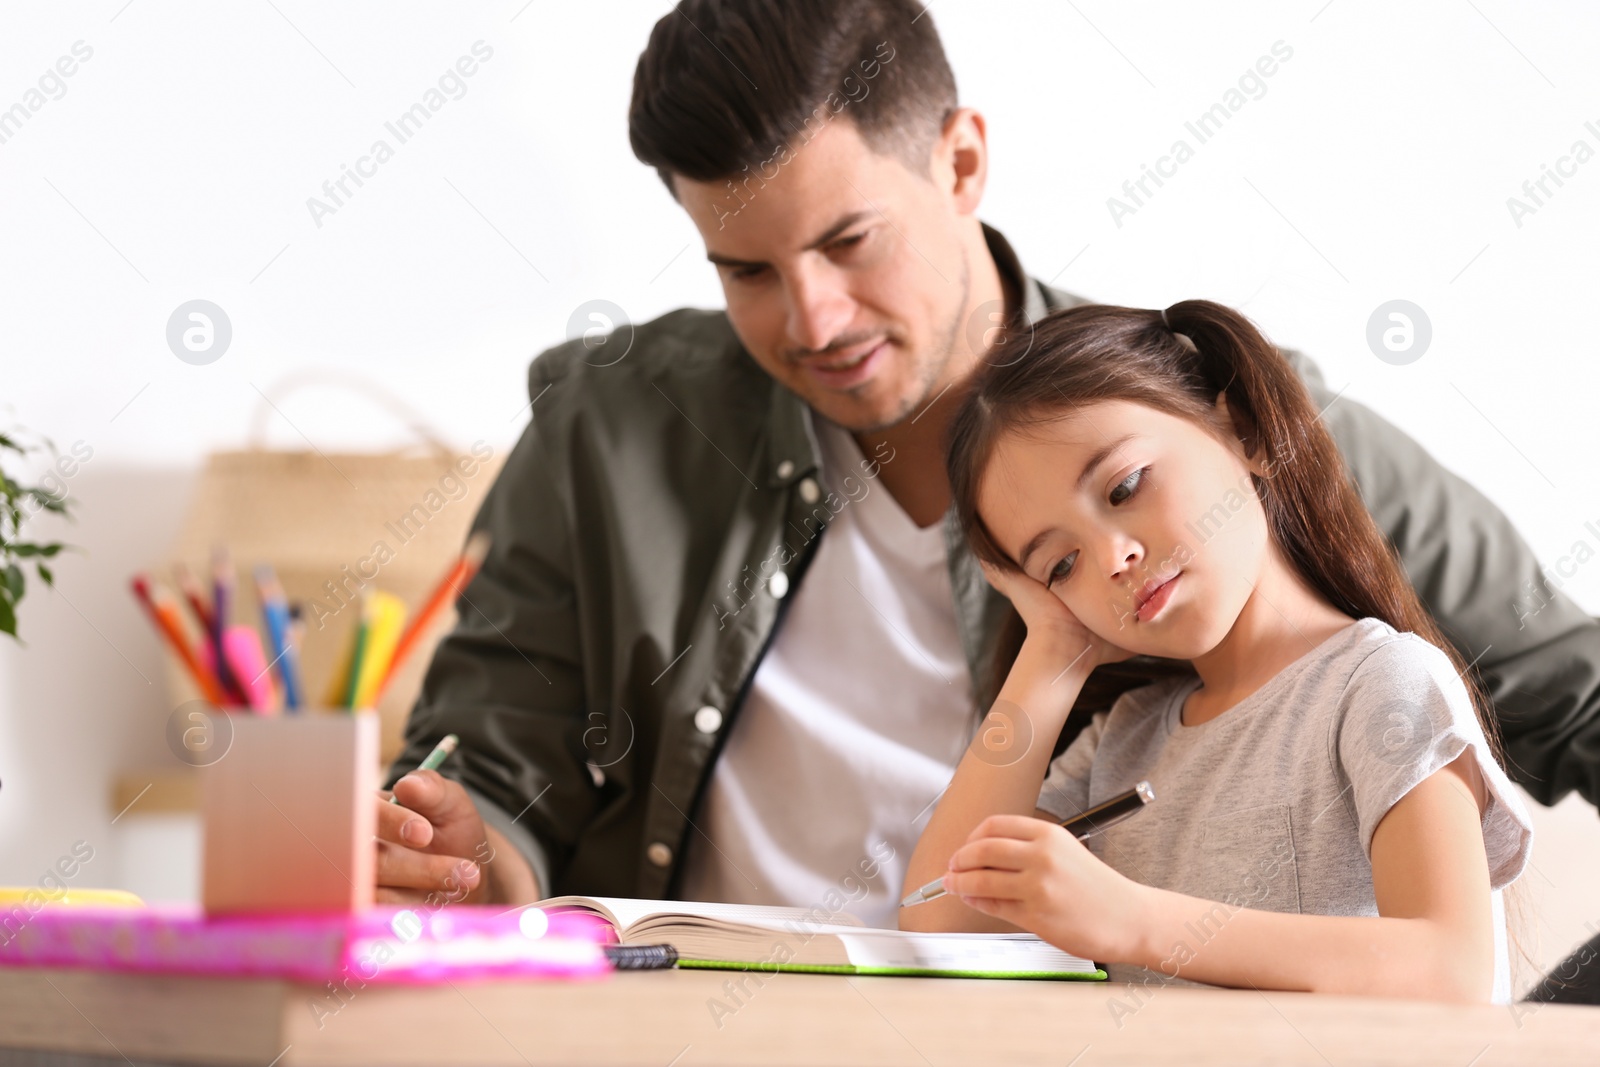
top-left (1214, 391), bottom-right (1268, 476)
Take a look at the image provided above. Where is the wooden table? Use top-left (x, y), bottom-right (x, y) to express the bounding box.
top-left (1, 964), bottom-right (1594, 1066)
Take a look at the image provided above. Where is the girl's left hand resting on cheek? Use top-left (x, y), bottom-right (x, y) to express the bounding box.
top-left (944, 813), bottom-right (1150, 963)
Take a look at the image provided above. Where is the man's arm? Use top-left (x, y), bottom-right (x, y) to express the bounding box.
top-left (1282, 346), bottom-right (1600, 809)
top-left (383, 357), bottom-right (596, 899)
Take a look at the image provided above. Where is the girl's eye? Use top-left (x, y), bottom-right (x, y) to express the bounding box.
top-left (1109, 466), bottom-right (1149, 505)
top-left (1047, 551), bottom-right (1079, 587)
top-left (732, 265), bottom-right (768, 281)
top-left (832, 233), bottom-right (867, 251)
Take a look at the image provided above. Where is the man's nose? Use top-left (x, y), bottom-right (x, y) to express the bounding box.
top-left (784, 268), bottom-right (855, 354)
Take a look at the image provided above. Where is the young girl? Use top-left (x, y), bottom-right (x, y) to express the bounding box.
top-left (901, 300), bottom-right (1533, 1002)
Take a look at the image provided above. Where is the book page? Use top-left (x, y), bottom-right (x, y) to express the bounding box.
top-left (834, 930), bottom-right (1097, 974)
top-left (571, 897), bottom-right (866, 934)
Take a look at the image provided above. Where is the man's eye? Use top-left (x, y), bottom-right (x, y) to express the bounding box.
top-left (1110, 466), bottom-right (1148, 505)
top-left (731, 265), bottom-right (768, 281)
top-left (832, 233), bottom-right (866, 251)
top-left (1047, 551), bottom-right (1078, 586)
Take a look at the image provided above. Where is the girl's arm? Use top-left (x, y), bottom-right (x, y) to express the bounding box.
top-left (900, 563), bottom-right (1130, 934)
top-left (948, 751), bottom-right (1498, 1001)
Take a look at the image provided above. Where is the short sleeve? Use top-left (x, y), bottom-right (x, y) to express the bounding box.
top-left (1037, 710), bottom-right (1110, 821)
top-left (1334, 635), bottom-right (1533, 889)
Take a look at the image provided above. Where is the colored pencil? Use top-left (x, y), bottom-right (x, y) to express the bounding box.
top-left (349, 590), bottom-right (407, 710)
top-left (253, 564), bottom-right (302, 712)
top-left (388, 734), bottom-right (459, 804)
top-left (341, 592), bottom-right (372, 710)
top-left (130, 575), bottom-right (230, 706)
top-left (172, 562), bottom-right (213, 632)
top-left (375, 531), bottom-right (491, 701)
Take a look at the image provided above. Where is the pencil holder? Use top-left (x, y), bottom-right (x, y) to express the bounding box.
top-left (201, 709), bottom-right (379, 915)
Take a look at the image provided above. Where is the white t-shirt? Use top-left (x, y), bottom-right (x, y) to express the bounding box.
top-left (676, 414), bottom-right (976, 928)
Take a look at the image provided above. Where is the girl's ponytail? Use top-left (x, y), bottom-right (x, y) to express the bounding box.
top-left (1161, 299), bottom-right (1417, 634)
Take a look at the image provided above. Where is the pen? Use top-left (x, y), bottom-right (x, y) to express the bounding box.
top-left (900, 780), bottom-right (1156, 907)
top-left (388, 734), bottom-right (459, 804)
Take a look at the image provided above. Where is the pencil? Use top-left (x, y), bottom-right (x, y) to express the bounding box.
top-left (349, 590), bottom-right (407, 710)
top-left (172, 562), bottom-right (213, 632)
top-left (130, 575), bottom-right (229, 706)
top-left (342, 591), bottom-right (372, 710)
top-left (388, 734), bottom-right (459, 804)
top-left (253, 564), bottom-right (302, 712)
top-left (375, 531), bottom-right (491, 702)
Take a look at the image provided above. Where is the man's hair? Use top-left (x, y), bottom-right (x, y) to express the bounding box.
top-left (628, 0), bottom-right (958, 199)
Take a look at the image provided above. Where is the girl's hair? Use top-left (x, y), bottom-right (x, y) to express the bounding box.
top-left (946, 299), bottom-right (1533, 984)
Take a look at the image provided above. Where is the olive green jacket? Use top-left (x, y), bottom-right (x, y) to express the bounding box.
top-left (388, 223), bottom-right (1600, 900)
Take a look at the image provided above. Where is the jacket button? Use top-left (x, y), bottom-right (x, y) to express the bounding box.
top-left (647, 842), bottom-right (673, 867)
top-left (799, 478), bottom-right (820, 504)
top-left (694, 705), bottom-right (723, 733)
top-left (768, 571), bottom-right (789, 599)
top-left (776, 459), bottom-right (795, 479)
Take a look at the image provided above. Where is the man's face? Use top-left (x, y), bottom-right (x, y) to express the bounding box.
top-left (675, 117), bottom-right (978, 434)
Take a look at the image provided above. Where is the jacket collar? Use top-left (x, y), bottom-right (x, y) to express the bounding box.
top-left (763, 221), bottom-right (1046, 488)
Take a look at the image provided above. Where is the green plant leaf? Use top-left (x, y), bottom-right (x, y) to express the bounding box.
top-left (4, 564), bottom-right (23, 599)
top-left (0, 592), bottom-right (15, 638)
top-left (38, 563), bottom-right (53, 587)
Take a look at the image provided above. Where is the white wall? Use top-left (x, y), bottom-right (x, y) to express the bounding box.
top-left (1, 0), bottom-right (1596, 987)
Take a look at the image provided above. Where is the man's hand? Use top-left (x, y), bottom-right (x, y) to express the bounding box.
top-left (376, 770), bottom-right (495, 906)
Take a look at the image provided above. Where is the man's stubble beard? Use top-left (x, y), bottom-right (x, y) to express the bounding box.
top-left (846, 246), bottom-right (973, 437)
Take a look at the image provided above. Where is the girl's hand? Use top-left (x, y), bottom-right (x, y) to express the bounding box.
top-left (942, 813), bottom-right (1152, 964)
top-left (981, 561), bottom-right (1133, 676)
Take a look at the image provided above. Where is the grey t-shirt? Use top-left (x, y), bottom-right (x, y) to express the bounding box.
top-left (1037, 617), bottom-right (1533, 999)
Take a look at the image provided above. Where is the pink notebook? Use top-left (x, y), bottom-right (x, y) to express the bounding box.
top-left (0, 904), bottom-right (611, 984)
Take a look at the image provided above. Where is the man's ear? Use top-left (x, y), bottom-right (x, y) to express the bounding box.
top-left (1214, 390), bottom-right (1267, 476)
top-left (934, 107), bottom-right (988, 215)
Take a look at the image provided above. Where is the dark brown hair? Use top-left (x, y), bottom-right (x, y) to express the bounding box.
top-left (947, 301), bottom-right (1507, 769)
top-left (628, 0), bottom-right (958, 197)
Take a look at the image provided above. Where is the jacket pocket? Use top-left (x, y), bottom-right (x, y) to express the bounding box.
top-left (1193, 803), bottom-right (1302, 914)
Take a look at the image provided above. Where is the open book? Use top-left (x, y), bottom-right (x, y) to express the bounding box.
top-left (538, 897), bottom-right (1106, 980)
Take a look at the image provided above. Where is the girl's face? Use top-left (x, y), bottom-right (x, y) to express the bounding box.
top-left (976, 398), bottom-right (1270, 661)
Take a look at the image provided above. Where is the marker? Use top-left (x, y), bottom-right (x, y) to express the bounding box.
top-left (602, 944), bottom-right (678, 970)
top-left (388, 734), bottom-right (459, 804)
top-left (222, 624), bottom-right (276, 713)
top-left (210, 546), bottom-right (246, 705)
top-left (899, 780), bottom-right (1156, 908)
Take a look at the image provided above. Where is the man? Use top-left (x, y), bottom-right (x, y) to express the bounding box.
top-left (375, 0), bottom-right (1600, 952)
